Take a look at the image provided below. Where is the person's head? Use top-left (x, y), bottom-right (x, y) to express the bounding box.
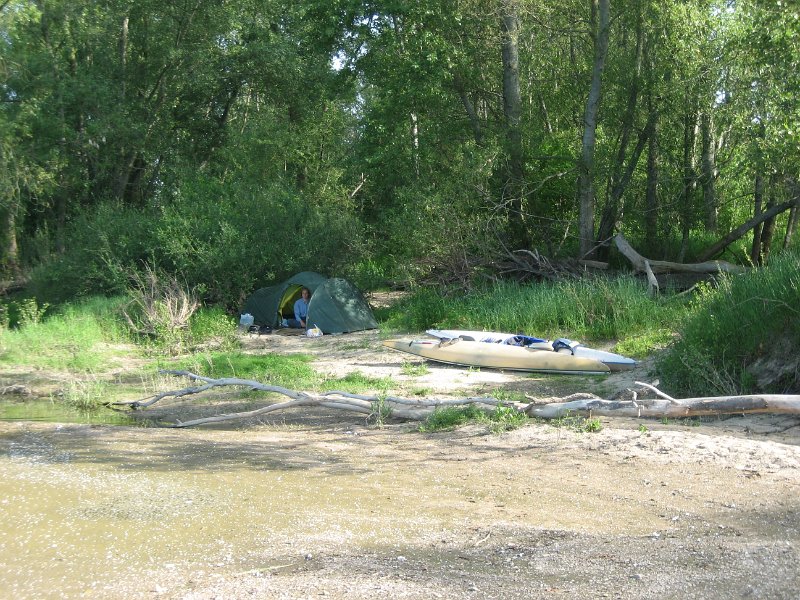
top-left (301, 287), bottom-right (311, 300)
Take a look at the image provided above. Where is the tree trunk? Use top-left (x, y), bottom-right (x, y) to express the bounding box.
top-left (501, 0), bottom-right (527, 248)
top-left (783, 178), bottom-right (799, 249)
top-left (698, 199), bottom-right (799, 262)
top-left (700, 110), bottom-right (718, 231)
top-left (453, 74), bottom-right (483, 146)
top-left (55, 190), bottom-right (67, 255)
top-left (410, 112), bottom-right (420, 178)
top-left (614, 233), bottom-right (746, 275)
top-left (596, 112), bottom-right (655, 257)
top-left (645, 99), bottom-right (659, 246)
top-left (1, 197), bottom-right (20, 278)
top-left (679, 108), bottom-right (699, 261)
top-left (595, 10), bottom-right (643, 260)
top-left (119, 14), bottom-right (129, 102)
top-left (577, 0), bottom-right (610, 259)
top-left (115, 371), bottom-right (800, 428)
top-left (526, 394), bottom-right (800, 419)
top-left (751, 172), bottom-right (765, 265)
top-left (759, 173), bottom-right (779, 264)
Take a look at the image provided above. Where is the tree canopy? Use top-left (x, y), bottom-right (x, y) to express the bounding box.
top-left (1, 0), bottom-right (798, 303)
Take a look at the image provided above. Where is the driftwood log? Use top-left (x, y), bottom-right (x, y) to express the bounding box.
top-left (113, 371), bottom-right (800, 428)
top-left (614, 233), bottom-right (747, 275)
top-left (526, 394), bottom-right (800, 419)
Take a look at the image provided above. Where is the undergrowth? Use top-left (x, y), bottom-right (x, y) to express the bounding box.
top-left (380, 275), bottom-right (685, 357)
top-left (0, 296), bottom-right (133, 371)
top-left (658, 248), bottom-right (800, 396)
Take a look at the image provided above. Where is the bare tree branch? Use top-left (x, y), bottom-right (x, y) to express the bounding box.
top-left (112, 371), bottom-right (800, 428)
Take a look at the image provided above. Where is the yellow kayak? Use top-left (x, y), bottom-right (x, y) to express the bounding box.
top-left (383, 338), bottom-right (610, 374)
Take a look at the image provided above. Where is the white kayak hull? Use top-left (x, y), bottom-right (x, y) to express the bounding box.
top-left (383, 338), bottom-right (610, 374)
top-left (426, 329), bottom-right (637, 372)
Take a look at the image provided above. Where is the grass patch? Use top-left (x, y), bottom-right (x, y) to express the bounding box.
top-left (419, 404), bottom-right (528, 433)
top-left (551, 412), bottom-right (604, 433)
top-left (166, 352), bottom-right (393, 395)
top-left (490, 389), bottom-right (529, 403)
top-left (0, 296), bottom-right (136, 372)
top-left (168, 352), bottom-right (318, 388)
top-left (658, 247), bottom-right (800, 396)
top-left (322, 371), bottom-right (394, 394)
top-left (401, 361), bottom-right (430, 376)
top-left (380, 276), bottom-right (687, 355)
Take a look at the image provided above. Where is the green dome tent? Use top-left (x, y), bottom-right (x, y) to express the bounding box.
top-left (243, 271), bottom-right (378, 334)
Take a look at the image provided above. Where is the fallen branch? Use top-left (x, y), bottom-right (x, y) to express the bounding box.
top-left (698, 198), bottom-right (800, 262)
top-left (633, 380), bottom-right (678, 404)
top-left (614, 233), bottom-right (747, 275)
top-left (113, 371), bottom-right (800, 428)
top-left (113, 370), bottom-right (520, 428)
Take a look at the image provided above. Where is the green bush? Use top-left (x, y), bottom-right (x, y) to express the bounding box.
top-left (188, 307), bottom-right (238, 350)
top-left (658, 248), bottom-right (800, 396)
top-left (27, 175), bottom-right (365, 309)
top-left (27, 202), bottom-right (156, 303)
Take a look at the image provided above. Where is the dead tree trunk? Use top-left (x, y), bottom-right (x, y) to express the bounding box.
top-left (698, 199), bottom-right (798, 262)
top-left (614, 233), bottom-right (746, 275)
top-left (526, 394), bottom-right (800, 419)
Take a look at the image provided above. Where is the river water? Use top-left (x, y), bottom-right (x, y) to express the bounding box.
top-left (0, 398), bottom-right (145, 427)
top-left (0, 415), bottom-right (455, 599)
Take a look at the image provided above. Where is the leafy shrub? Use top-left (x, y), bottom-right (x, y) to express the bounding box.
top-left (27, 202), bottom-right (156, 303)
top-left (188, 307), bottom-right (238, 351)
top-left (15, 298), bottom-right (50, 326)
top-left (27, 174), bottom-right (365, 309)
top-left (658, 248), bottom-right (800, 396)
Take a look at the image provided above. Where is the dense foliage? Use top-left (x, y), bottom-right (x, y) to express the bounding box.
top-left (1, 0), bottom-right (798, 302)
top-left (1, 1), bottom-right (799, 398)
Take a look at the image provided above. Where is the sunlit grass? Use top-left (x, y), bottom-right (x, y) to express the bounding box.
top-left (380, 275), bottom-right (688, 357)
top-left (0, 296), bottom-right (136, 371)
top-left (419, 404), bottom-right (528, 433)
top-left (166, 351), bottom-right (393, 394)
top-left (659, 247), bottom-right (800, 396)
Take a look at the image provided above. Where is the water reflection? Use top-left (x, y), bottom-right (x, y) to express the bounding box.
top-left (0, 398), bottom-right (155, 426)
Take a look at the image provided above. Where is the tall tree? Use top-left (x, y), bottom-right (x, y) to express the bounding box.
top-left (577, 0), bottom-right (609, 259)
top-left (500, 0), bottom-right (528, 248)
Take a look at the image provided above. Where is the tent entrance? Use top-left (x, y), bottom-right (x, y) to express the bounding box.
top-left (278, 284), bottom-right (303, 318)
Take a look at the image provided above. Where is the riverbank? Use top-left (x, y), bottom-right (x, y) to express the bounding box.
top-left (2, 329), bottom-right (800, 598)
top-left (2, 410), bottom-right (800, 599)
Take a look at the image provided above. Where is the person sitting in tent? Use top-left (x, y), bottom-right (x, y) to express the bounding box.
top-left (287, 287), bottom-right (311, 329)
